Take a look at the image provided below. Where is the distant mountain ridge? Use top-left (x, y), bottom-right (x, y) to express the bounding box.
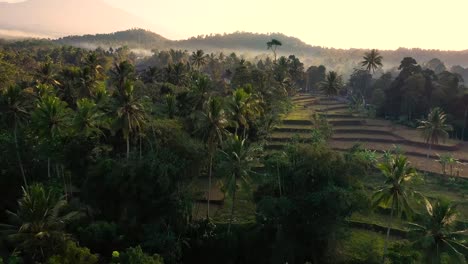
top-left (55, 29), bottom-right (468, 69)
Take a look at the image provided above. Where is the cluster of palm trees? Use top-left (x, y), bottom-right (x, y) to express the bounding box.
top-left (373, 153), bottom-right (468, 263)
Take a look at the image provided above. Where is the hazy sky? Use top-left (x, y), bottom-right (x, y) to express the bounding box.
top-left (3, 0), bottom-right (468, 50)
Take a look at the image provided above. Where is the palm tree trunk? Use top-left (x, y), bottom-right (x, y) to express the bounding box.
top-left (382, 205), bottom-right (395, 264)
top-left (463, 107), bottom-right (468, 141)
top-left (139, 136), bottom-right (142, 160)
top-left (427, 142), bottom-right (432, 159)
top-left (228, 182), bottom-right (237, 234)
top-left (13, 121), bottom-right (27, 187)
top-left (277, 161), bottom-right (282, 197)
top-left (207, 154), bottom-right (213, 218)
top-left (126, 136), bottom-right (130, 160)
top-left (47, 157), bottom-right (51, 178)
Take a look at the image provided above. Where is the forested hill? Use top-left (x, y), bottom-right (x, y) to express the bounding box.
top-left (55, 29), bottom-right (468, 68)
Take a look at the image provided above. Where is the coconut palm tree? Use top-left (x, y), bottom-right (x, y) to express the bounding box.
top-left (362, 49), bottom-right (383, 73)
top-left (109, 61), bottom-right (135, 92)
top-left (267, 39), bottom-right (282, 63)
top-left (112, 81), bottom-right (146, 160)
top-left (228, 88), bottom-right (263, 138)
top-left (195, 97), bottom-right (229, 217)
top-left (73, 98), bottom-right (105, 139)
top-left (418, 108), bottom-right (453, 158)
top-left (0, 86), bottom-right (31, 187)
top-left (319, 71), bottom-right (343, 117)
top-left (0, 184), bottom-right (80, 262)
top-left (373, 154), bottom-right (418, 264)
top-left (409, 198), bottom-right (468, 264)
top-left (32, 96), bottom-right (71, 178)
top-left (218, 136), bottom-right (261, 233)
top-left (34, 60), bottom-right (61, 87)
top-left (190, 49), bottom-right (208, 71)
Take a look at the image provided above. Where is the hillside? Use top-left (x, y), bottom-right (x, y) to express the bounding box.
top-left (54, 29), bottom-right (468, 72)
top-left (0, 0), bottom-right (151, 37)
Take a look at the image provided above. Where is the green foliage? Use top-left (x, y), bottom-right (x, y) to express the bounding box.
top-left (118, 246), bottom-right (164, 264)
top-left (46, 241), bottom-right (98, 264)
top-left (341, 230), bottom-right (384, 264)
top-left (386, 241), bottom-right (421, 264)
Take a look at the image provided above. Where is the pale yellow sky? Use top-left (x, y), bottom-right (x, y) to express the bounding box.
top-left (3, 0), bottom-right (468, 50)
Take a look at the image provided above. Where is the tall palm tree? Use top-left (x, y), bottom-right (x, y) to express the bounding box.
top-left (362, 49), bottom-right (383, 73)
top-left (0, 184), bottom-right (80, 262)
top-left (418, 107), bottom-right (453, 158)
top-left (190, 49), bottom-right (208, 71)
top-left (109, 61), bottom-right (135, 92)
top-left (267, 39), bottom-right (282, 63)
top-left (373, 154), bottom-right (418, 264)
top-left (319, 71), bottom-right (343, 116)
top-left (34, 60), bottom-right (61, 87)
top-left (228, 88), bottom-right (263, 138)
top-left (73, 98), bottom-right (105, 139)
top-left (195, 97), bottom-right (229, 217)
top-left (0, 86), bottom-right (30, 187)
top-left (409, 198), bottom-right (468, 264)
top-left (32, 96), bottom-right (70, 178)
top-left (112, 81), bottom-right (146, 160)
top-left (219, 136), bottom-right (260, 233)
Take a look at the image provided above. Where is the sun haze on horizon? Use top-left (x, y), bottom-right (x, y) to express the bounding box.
top-left (2, 0), bottom-right (468, 51)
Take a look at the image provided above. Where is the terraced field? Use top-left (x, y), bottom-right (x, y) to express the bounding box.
top-left (269, 93), bottom-right (468, 177)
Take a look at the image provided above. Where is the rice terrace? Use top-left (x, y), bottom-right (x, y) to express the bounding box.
top-left (1, 0), bottom-right (468, 263)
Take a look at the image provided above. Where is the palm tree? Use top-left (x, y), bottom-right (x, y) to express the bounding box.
top-left (418, 107), bottom-right (453, 158)
top-left (228, 88), bottom-right (263, 138)
top-left (267, 39), bottom-right (282, 63)
top-left (409, 198), bottom-right (468, 263)
top-left (0, 86), bottom-right (30, 187)
top-left (32, 96), bottom-right (71, 178)
top-left (195, 97), bottom-right (229, 217)
top-left (164, 94), bottom-right (177, 119)
top-left (218, 136), bottom-right (260, 233)
top-left (362, 49), bottom-right (383, 73)
top-left (373, 154), bottom-right (418, 264)
top-left (112, 81), bottom-right (146, 160)
top-left (319, 71), bottom-right (343, 117)
top-left (0, 184), bottom-right (80, 262)
top-left (73, 98), bottom-right (104, 138)
top-left (109, 61), bottom-right (135, 92)
top-left (190, 49), bottom-right (208, 71)
top-left (34, 60), bottom-right (61, 87)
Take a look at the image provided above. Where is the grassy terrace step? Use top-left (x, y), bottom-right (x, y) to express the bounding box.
top-left (332, 134), bottom-right (401, 141)
top-left (315, 106), bottom-right (349, 112)
top-left (334, 128), bottom-right (402, 137)
top-left (281, 119), bottom-right (313, 125)
top-left (329, 120), bottom-right (364, 126)
top-left (274, 127), bottom-right (313, 133)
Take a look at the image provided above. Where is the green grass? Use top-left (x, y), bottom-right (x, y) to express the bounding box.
top-left (211, 187), bottom-right (257, 225)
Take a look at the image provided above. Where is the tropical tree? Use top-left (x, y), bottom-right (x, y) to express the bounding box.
top-left (32, 96), bottom-right (71, 178)
top-left (195, 97), bottom-right (229, 217)
top-left (373, 155), bottom-right (418, 264)
top-left (73, 98), bottom-right (105, 138)
top-left (418, 107), bottom-right (453, 158)
top-left (319, 71), bottom-right (343, 116)
top-left (34, 60), bottom-right (60, 87)
top-left (190, 49), bottom-right (208, 70)
top-left (218, 136), bottom-right (260, 233)
top-left (320, 71), bottom-right (343, 97)
top-left (436, 154), bottom-right (459, 178)
top-left (409, 198), bottom-right (468, 264)
top-left (362, 49), bottom-right (383, 73)
top-left (112, 81), bottom-right (146, 159)
top-left (0, 184), bottom-right (80, 262)
top-left (228, 88), bottom-right (262, 138)
top-left (267, 39), bottom-right (282, 63)
top-left (0, 86), bottom-right (30, 186)
top-left (109, 61), bottom-right (135, 92)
